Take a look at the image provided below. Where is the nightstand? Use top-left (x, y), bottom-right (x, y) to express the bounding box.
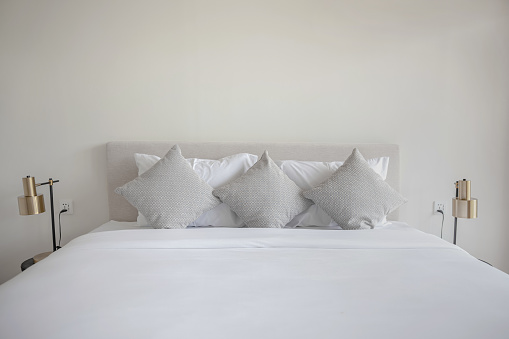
top-left (20, 252), bottom-right (52, 271)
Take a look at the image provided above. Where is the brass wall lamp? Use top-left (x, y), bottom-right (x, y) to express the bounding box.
top-left (18, 176), bottom-right (61, 261)
top-left (452, 179), bottom-right (478, 245)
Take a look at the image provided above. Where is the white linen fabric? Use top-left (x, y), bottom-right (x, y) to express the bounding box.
top-left (134, 153), bottom-right (162, 175)
top-left (304, 149), bottom-right (406, 230)
top-left (115, 145), bottom-right (220, 229)
top-left (88, 220), bottom-right (406, 233)
top-left (213, 151), bottom-right (312, 228)
top-left (89, 220), bottom-right (147, 233)
top-left (275, 157), bottom-right (389, 190)
top-left (134, 152), bottom-right (258, 227)
top-left (2, 227), bottom-right (509, 339)
top-left (279, 157), bottom-right (390, 228)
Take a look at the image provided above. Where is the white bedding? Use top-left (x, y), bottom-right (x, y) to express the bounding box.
top-left (90, 220), bottom-right (404, 232)
top-left (89, 220), bottom-right (149, 232)
top-left (1, 226), bottom-right (509, 339)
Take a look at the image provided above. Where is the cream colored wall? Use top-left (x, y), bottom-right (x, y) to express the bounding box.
top-left (1, 0), bottom-right (508, 284)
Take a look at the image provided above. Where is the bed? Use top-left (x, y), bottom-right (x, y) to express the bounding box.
top-left (1, 141), bottom-right (509, 339)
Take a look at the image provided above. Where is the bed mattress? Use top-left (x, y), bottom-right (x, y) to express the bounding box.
top-left (1, 224), bottom-right (508, 339)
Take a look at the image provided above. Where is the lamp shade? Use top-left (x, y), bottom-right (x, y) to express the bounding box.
top-left (452, 179), bottom-right (477, 219)
top-left (17, 176), bottom-right (45, 215)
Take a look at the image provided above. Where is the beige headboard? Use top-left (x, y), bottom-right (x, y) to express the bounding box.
top-left (107, 142), bottom-right (400, 222)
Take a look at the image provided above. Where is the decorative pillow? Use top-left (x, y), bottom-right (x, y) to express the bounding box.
top-left (213, 151), bottom-right (312, 228)
top-left (303, 148), bottom-right (406, 230)
top-left (115, 145), bottom-right (221, 229)
top-left (134, 152), bottom-right (258, 227)
top-left (277, 157), bottom-right (390, 228)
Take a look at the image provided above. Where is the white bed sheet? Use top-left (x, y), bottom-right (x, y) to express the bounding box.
top-left (89, 220), bottom-right (407, 233)
top-left (1, 225), bottom-right (509, 339)
top-left (89, 220), bottom-right (150, 233)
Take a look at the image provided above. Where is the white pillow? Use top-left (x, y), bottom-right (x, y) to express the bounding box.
top-left (275, 157), bottom-right (390, 228)
top-left (134, 152), bottom-right (258, 227)
top-left (275, 157), bottom-right (389, 190)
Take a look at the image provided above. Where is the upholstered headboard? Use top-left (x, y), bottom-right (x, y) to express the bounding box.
top-left (107, 142), bottom-right (400, 222)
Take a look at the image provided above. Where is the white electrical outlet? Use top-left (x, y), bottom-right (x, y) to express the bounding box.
top-left (59, 199), bottom-right (73, 214)
top-left (433, 201), bottom-right (445, 214)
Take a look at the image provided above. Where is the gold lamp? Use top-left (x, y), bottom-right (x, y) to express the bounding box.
top-left (18, 176), bottom-right (60, 262)
top-left (452, 179), bottom-right (478, 245)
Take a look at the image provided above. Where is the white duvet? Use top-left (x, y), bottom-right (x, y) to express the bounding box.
top-left (1, 225), bottom-right (509, 339)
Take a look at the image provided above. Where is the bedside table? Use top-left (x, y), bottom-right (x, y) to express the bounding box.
top-left (20, 252), bottom-right (52, 271)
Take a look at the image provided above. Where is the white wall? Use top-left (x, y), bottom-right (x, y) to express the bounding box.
top-left (1, 0), bottom-right (508, 284)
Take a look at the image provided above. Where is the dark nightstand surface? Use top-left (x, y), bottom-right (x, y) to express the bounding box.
top-left (21, 258), bottom-right (35, 271)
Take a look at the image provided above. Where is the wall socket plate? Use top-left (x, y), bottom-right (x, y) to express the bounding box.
top-left (433, 201), bottom-right (445, 214)
top-left (59, 199), bottom-right (73, 214)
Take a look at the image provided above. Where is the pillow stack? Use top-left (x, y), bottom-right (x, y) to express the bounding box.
top-left (115, 145), bottom-right (406, 230)
top-left (134, 152), bottom-right (258, 227)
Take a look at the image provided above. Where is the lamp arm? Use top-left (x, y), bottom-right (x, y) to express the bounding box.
top-left (38, 178), bottom-right (60, 252)
top-left (454, 181), bottom-right (458, 245)
top-left (38, 179), bottom-right (60, 186)
top-left (49, 182), bottom-right (56, 251)
top-left (453, 217), bottom-right (458, 245)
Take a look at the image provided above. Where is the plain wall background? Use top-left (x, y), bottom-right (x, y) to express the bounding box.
top-left (1, 0), bottom-right (508, 284)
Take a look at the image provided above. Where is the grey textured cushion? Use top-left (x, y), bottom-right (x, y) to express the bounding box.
top-left (115, 145), bottom-right (221, 229)
top-left (213, 151), bottom-right (312, 228)
top-left (303, 148), bottom-right (406, 230)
